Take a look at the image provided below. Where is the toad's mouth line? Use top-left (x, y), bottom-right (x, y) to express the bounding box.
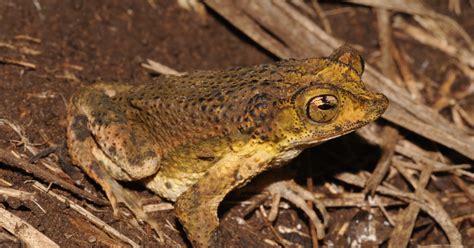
top-left (289, 120), bottom-right (370, 149)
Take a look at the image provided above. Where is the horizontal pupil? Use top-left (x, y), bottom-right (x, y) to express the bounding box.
top-left (318, 103), bottom-right (335, 110)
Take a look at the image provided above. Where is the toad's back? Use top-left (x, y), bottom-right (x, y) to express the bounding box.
top-left (121, 61), bottom-right (311, 154)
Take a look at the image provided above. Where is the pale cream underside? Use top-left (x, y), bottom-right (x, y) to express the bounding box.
top-left (145, 143), bottom-right (303, 202)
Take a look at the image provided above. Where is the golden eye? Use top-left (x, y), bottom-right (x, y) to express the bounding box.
top-left (307, 95), bottom-right (338, 123)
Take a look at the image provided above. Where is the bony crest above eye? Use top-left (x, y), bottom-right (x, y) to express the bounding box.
top-left (307, 94), bottom-right (339, 123)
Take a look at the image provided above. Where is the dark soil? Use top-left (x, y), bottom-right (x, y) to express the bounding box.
top-left (0, 1), bottom-right (472, 247)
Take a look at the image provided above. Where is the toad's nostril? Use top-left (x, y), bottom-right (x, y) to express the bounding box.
top-left (367, 93), bottom-right (389, 118)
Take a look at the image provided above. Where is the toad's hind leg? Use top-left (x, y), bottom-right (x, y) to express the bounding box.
top-left (67, 113), bottom-right (162, 237)
top-left (73, 85), bottom-right (161, 181)
top-left (66, 87), bottom-right (163, 240)
top-left (175, 145), bottom-right (275, 247)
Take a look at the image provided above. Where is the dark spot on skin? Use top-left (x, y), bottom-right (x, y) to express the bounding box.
top-left (197, 154), bottom-right (215, 161)
top-left (334, 125), bottom-right (343, 133)
top-left (129, 156), bottom-right (141, 166)
top-left (92, 118), bottom-right (103, 126)
top-left (130, 132), bottom-right (137, 146)
top-left (249, 109), bottom-right (257, 117)
top-left (71, 115), bottom-right (91, 142)
top-left (145, 150), bottom-right (156, 158)
top-left (254, 102), bottom-right (267, 109)
top-left (165, 182), bottom-right (172, 189)
top-left (238, 125), bottom-right (255, 135)
top-left (89, 161), bottom-right (108, 178)
top-left (108, 146), bottom-right (117, 156)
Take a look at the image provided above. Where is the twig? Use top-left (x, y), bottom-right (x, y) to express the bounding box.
top-left (0, 118), bottom-right (53, 166)
top-left (0, 178), bottom-right (13, 187)
top-left (392, 158), bottom-right (471, 173)
top-left (450, 175), bottom-right (474, 202)
top-left (393, 16), bottom-right (473, 67)
top-left (416, 190), bottom-right (463, 245)
top-left (309, 0), bottom-right (332, 34)
top-left (14, 35), bottom-right (41, 43)
top-left (432, 70), bottom-right (457, 111)
top-left (373, 196), bottom-right (396, 226)
top-left (388, 162), bottom-right (432, 248)
top-left (344, 0), bottom-right (472, 47)
top-left (0, 118), bottom-right (107, 203)
top-left (449, 0), bottom-right (461, 15)
top-left (141, 59), bottom-right (185, 76)
top-left (31, 181), bottom-right (140, 248)
top-left (0, 57), bottom-right (36, 69)
top-left (319, 193), bottom-right (403, 208)
top-left (0, 187), bottom-right (36, 202)
top-left (391, 44), bottom-right (423, 101)
top-left (143, 202), bottom-right (174, 212)
top-left (376, 8), bottom-right (400, 84)
top-left (0, 41), bottom-right (41, 55)
top-left (258, 207), bottom-right (293, 248)
top-left (0, 148), bottom-right (106, 204)
top-left (0, 206), bottom-right (60, 247)
top-left (68, 216), bottom-right (124, 247)
top-left (394, 143), bottom-right (473, 178)
top-left (454, 104), bottom-right (474, 127)
top-left (338, 169), bottom-right (463, 246)
top-left (363, 125), bottom-right (399, 196)
top-left (306, 176), bottom-right (319, 248)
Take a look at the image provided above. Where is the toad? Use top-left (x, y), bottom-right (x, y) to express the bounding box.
top-left (67, 46), bottom-right (388, 247)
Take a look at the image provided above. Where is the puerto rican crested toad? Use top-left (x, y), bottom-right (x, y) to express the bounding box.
top-left (66, 46), bottom-right (388, 247)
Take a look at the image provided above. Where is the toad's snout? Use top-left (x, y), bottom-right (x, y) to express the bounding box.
top-left (365, 92), bottom-right (389, 119)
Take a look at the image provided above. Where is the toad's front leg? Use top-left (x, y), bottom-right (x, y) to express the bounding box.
top-left (174, 145), bottom-right (275, 247)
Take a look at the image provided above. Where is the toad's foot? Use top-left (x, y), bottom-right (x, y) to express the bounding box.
top-left (264, 180), bottom-right (328, 240)
top-left (83, 155), bottom-right (165, 242)
top-left (174, 146), bottom-right (276, 247)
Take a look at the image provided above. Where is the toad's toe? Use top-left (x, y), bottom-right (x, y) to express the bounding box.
top-left (90, 161), bottom-right (165, 242)
top-left (264, 180), bottom-right (328, 240)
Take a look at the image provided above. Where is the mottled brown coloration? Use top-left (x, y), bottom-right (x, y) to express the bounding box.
top-left (67, 46), bottom-right (388, 247)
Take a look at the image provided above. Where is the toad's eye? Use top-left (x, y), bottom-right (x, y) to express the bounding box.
top-left (307, 95), bottom-right (339, 123)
